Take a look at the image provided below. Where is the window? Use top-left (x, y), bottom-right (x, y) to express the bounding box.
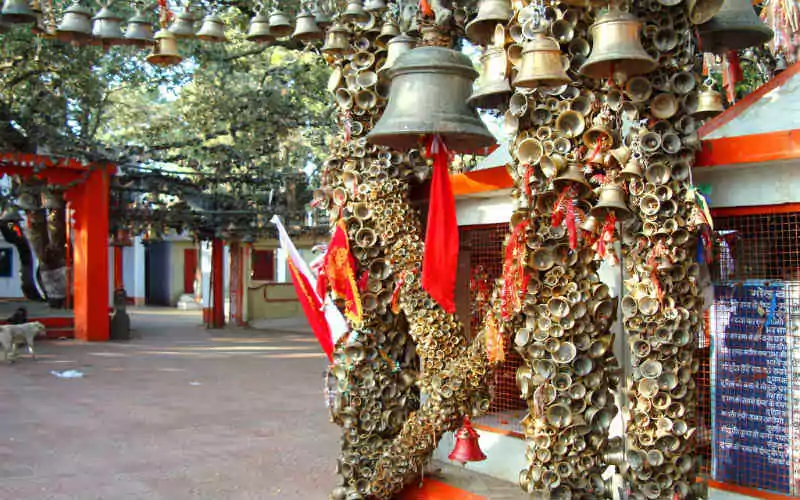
top-left (251, 249), bottom-right (275, 281)
top-left (0, 248), bottom-right (12, 278)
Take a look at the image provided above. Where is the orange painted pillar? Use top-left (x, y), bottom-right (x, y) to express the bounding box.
top-left (113, 246), bottom-right (124, 291)
top-left (70, 166), bottom-right (110, 341)
top-left (211, 237), bottom-right (225, 329)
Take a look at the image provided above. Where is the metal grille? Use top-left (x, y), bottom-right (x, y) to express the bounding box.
top-left (708, 212), bottom-right (800, 495)
top-left (461, 223), bottom-right (526, 435)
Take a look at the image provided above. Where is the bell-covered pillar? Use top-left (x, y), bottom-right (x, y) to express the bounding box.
top-left (70, 165), bottom-right (111, 341)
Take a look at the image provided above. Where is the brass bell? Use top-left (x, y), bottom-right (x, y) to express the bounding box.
top-left (147, 29), bottom-right (182, 67)
top-left (313, 5), bottom-right (331, 31)
top-left (364, 0), bottom-right (387, 12)
top-left (694, 85), bottom-right (725, 118)
top-left (468, 46), bottom-right (511, 110)
top-left (553, 163), bottom-right (591, 192)
top-left (513, 32), bottom-right (570, 89)
top-left (246, 13), bottom-right (274, 44)
top-left (292, 11), bottom-right (322, 43)
top-left (377, 32), bottom-right (416, 76)
top-left (91, 6), bottom-right (125, 46)
top-left (368, 46), bottom-right (496, 153)
top-left (124, 10), bottom-right (154, 47)
top-left (168, 7), bottom-right (197, 39)
top-left (341, 0), bottom-right (369, 23)
top-left (698, 0), bottom-right (773, 53)
top-left (580, 8), bottom-right (657, 80)
top-left (321, 23), bottom-right (351, 56)
top-left (376, 20), bottom-right (400, 46)
top-left (591, 183), bottom-right (631, 219)
top-left (56, 2), bottom-right (93, 43)
top-left (1, 0), bottom-right (36, 24)
top-left (196, 14), bottom-right (226, 43)
top-left (581, 215), bottom-right (601, 233)
top-left (465, 0), bottom-right (512, 46)
top-left (268, 9), bottom-right (293, 38)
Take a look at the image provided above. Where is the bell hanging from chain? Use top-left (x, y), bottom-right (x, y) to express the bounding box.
top-left (465, 0), bottom-right (512, 46)
top-left (1, 0), bottom-right (36, 24)
top-left (591, 183), bottom-right (631, 219)
top-left (56, 1), bottom-right (93, 43)
top-left (468, 45), bottom-right (511, 110)
top-left (368, 46), bottom-right (496, 153)
top-left (341, 0), bottom-right (369, 23)
top-left (376, 19), bottom-right (400, 46)
top-left (312, 5), bottom-right (331, 31)
top-left (694, 82), bottom-right (725, 118)
top-left (378, 33), bottom-right (416, 77)
top-left (448, 418), bottom-right (487, 465)
top-left (514, 32), bottom-right (571, 89)
top-left (124, 9), bottom-right (154, 47)
top-left (169, 6), bottom-right (196, 38)
top-left (147, 29), bottom-right (182, 67)
top-left (697, 0), bottom-right (773, 53)
top-left (246, 13), bottom-right (274, 44)
top-left (321, 23), bottom-right (351, 56)
top-left (292, 11), bottom-right (322, 43)
top-left (554, 162), bottom-right (591, 193)
top-left (580, 8), bottom-right (657, 81)
top-left (268, 8), bottom-right (293, 38)
top-left (196, 14), bottom-right (226, 42)
top-left (91, 5), bottom-right (125, 46)
top-left (620, 154), bottom-right (643, 179)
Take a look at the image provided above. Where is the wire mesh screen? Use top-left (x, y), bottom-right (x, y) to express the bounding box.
top-left (461, 223), bottom-right (526, 435)
top-left (708, 212), bottom-right (800, 495)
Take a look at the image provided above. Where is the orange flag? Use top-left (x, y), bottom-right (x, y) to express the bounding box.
top-left (324, 220), bottom-right (363, 323)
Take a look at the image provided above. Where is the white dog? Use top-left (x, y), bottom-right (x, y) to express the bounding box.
top-left (0, 321), bottom-right (45, 363)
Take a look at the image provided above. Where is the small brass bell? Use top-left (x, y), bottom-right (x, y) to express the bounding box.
top-left (196, 14), bottom-right (226, 43)
top-left (581, 215), bottom-right (601, 233)
top-left (313, 6), bottom-right (331, 31)
top-left (168, 7), bottom-right (197, 38)
top-left (591, 183), bottom-right (631, 219)
top-left (620, 155), bottom-right (643, 179)
top-left (91, 6), bottom-right (125, 46)
top-left (697, 0), bottom-right (773, 53)
top-left (376, 20), bottom-right (400, 46)
top-left (321, 23), bottom-right (351, 56)
top-left (364, 0), bottom-right (387, 12)
top-left (147, 29), bottom-right (182, 67)
top-left (124, 10), bottom-right (154, 47)
top-left (377, 33), bottom-right (415, 76)
top-left (513, 32), bottom-right (571, 89)
top-left (468, 46), bottom-right (512, 110)
top-left (368, 46), bottom-right (496, 153)
top-left (292, 11), bottom-right (322, 43)
top-left (465, 0), bottom-right (512, 46)
top-left (246, 13), bottom-right (274, 44)
top-left (1, 0), bottom-right (36, 24)
top-left (580, 8), bottom-right (657, 80)
top-left (694, 85), bottom-right (725, 118)
top-left (341, 0), bottom-right (369, 23)
top-left (56, 2), bottom-right (93, 43)
top-left (268, 9), bottom-right (293, 38)
top-left (553, 163), bottom-right (591, 193)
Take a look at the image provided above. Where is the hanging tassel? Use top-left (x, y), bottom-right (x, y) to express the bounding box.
top-left (357, 270), bottom-right (369, 292)
top-left (390, 271), bottom-right (407, 314)
top-left (500, 219), bottom-right (528, 320)
top-left (566, 199), bottom-right (578, 250)
top-left (485, 312), bottom-right (505, 363)
top-left (596, 212), bottom-right (617, 258)
top-left (344, 111), bottom-right (352, 142)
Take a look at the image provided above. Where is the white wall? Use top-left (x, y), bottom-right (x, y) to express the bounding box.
top-left (693, 160), bottom-right (800, 208)
top-left (455, 190), bottom-right (514, 226)
top-left (0, 239), bottom-right (24, 298)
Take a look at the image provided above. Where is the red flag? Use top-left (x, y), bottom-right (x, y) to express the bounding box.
top-left (324, 220), bottom-right (363, 323)
top-left (420, 0), bottom-right (433, 16)
top-left (287, 260), bottom-right (333, 361)
top-left (422, 135), bottom-right (459, 314)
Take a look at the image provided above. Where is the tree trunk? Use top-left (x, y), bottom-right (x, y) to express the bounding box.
top-left (0, 221), bottom-right (44, 301)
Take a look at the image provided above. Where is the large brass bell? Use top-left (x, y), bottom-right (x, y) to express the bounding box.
top-left (91, 6), bottom-right (125, 45)
top-left (697, 0), bottom-right (773, 53)
top-left (168, 7), bottom-right (196, 38)
top-left (124, 10), bottom-right (154, 47)
top-left (292, 11), bottom-right (322, 43)
top-left (268, 9), bottom-right (293, 38)
top-left (378, 33), bottom-right (416, 76)
top-left (1, 0), bottom-right (36, 24)
top-left (468, 46), bottom-right (512, 110)
top-left (147, 29), bottom-right (182, 67)
top-left (322, 23), bottom-right (351, 56)
top-left (465, 0), bottom-right (513, 46)
top-left (341, 0), bottom-right (369, 23)
top-left (553, 163), bottom-right (591, 192)
top-left (56, 2), bottom-right (93, 43)
top-left (368, 46), bottom-right (496, 153)
top-left (196, 14), bottom-right (226, 43)
top-left (246, 13), bottom-right (274, 44)
top-left (514, 32), bottom-right (571, 89)
top-left (694, 84), bottom-right (725, 118)
top-left (591, 183), bottom-right (631, 219)
top-left (580, 8), bottom-right (657, 80)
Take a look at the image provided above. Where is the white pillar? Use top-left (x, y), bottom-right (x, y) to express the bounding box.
top-left (200, 241), bottom-right (212, 309)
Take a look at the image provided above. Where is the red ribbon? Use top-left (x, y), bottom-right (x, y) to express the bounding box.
top-left (597, 212), bottom-right (617, 258)
top-left (344, 111), bottom-right (352, 142)
top-left (357, 270), bottom-right (369, 292)
top-left (523, 163), bottom-right (534, 201)
top-left (390, 271), bottom-right (407, 314)
top-left (500, 219), bottom-right (529, 321)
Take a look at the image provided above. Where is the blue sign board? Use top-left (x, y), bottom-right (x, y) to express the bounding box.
top-left (713, 282), bottom-right (791, 494)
